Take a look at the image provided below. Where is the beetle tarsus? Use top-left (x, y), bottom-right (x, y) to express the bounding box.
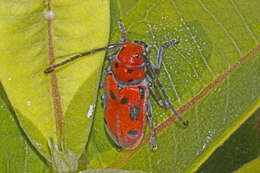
top-left (150, 136), bottom-right (157, 152)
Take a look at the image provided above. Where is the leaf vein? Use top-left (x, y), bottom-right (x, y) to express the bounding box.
top-left (47, 0), bottom-right (64, 145)
top-left (230, 0), bottom-right (258, 43)
top-left (197, 0), bottom-right (242, 56)
top-left (174, 44), bottom-right (203, 84)
top-left (162, 62), bottom-right (182, 105)
top-left (170, 0), bottom-right (216, 78)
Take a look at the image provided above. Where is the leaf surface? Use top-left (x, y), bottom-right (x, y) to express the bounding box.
top-left (0, 0), bottom-right (109, 160)
top-left (116, 0), bottom-right (139, 18)
top-left (79, 0), bottom-right (260, 172)
top-left (0, 85), bottom-right (48, 173)
top-left (234, 157), bottom-right (260, 173)
top-left (80, 169), bottom-right (145, 173)
top-left (197, 110), bottom-right (260, 173)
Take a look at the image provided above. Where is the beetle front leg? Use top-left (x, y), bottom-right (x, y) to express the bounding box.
top-left (147, 101), bottom-right (157, 151)
top-left (154, 39), bottom-right (179, 73)
top-left (107, 22), bottom-right (126, 57)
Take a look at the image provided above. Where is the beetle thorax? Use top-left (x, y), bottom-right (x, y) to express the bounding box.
top-left (111, 42), bottom-right (146, 84)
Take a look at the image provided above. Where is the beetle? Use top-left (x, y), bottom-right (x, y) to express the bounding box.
top-left (45, 22), bottom-right (188, 151)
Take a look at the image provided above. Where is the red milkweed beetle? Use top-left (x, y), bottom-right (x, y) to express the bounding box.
top-left (45, 22), bottom-right (188, 151)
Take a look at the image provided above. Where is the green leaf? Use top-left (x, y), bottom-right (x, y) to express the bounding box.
top-left (116, 0), bottom-right (139, 18)
top-left (80, 169), bottom-right (145, 173)
top-left (0, 0), bottom-right (109, 161)
top-left (80, 0), bottom-right (260, 172)
top-left (197, 110), bottom-right (260, 173)
top-left (234, 157), bottom-right (260, 173)
top-left (0, 84), bottom-right (48, 173)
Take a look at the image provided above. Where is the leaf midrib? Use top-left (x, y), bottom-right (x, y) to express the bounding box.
top-left (47, 0), bottom-right (63, 146)
top-left (107, 44), bottom-right (260, 169)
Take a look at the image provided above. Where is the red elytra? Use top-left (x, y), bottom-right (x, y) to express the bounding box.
top-left (105, 42), bottom-right (148, 149)
top-left (104, 74), bottom-right (148, 149)
top-left (44, 23), bottom-right (188, 151)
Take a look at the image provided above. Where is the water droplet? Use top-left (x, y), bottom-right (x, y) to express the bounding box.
top-left (44, 10), bottom-right (55, 20)
top-left (86, 104), bottom-right (95, 118)
top-left (27, 101), bottom-right (31, 106)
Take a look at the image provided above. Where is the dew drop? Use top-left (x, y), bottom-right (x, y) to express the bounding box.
top-left (44, 10), bottom-right (55, 20)
top-left (27, 101), bottom-right (31, 106)
top-left (86, 104), bottom-right (95, 118)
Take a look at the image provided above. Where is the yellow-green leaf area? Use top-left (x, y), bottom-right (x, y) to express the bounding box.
top-left (81, 169), bottom-right (145, 173)
top-left (0, 86), bottom-right (48, 173)
top-left (234, 158), bottom-right (260, 173)
top-left (0, 0), bottom-right (109, 160)
top-left (78, 0), bottom-right (260, 172)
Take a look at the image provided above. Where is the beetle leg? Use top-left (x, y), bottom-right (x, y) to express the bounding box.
top-left (100, 81), bottom-right (105, 106)
top-left (154, 39), bottom-right (179, 73)
top-left (146, 76), bottom-right (168, 108)
top-left (147, 101), bottom-right (157, 151)
top-left (146, 64), bottom-right (188, 127)
top-left (146, 40), bottom-right (179, 74)
top-left (107, 22), bottom-right (126, 57)
top-left (99, 80), bottom-right (104, 88)
top-left (145, 39), bottom-right (188, 126)
top-left (118, 21), bottom-right (126, 43)
top-left (148, 63), bottom-right (188, 126)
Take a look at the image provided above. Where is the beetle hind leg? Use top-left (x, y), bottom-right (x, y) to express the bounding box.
top-left (147, 101), bottom-right (157, 151)
top-left (146, 40), bottom-right (189, 127)
top-left (118, 21), bottom-right (126, 43)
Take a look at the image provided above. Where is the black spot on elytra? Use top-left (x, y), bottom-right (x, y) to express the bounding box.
top-left (127, 69), bottom-right (134, 74)
top-left (115, 62), bottom-right (119, 68)
top-left (130, 106), bottom-right (140, 121)
top-left (110, 91), bottom-right (116, 100)
top-left (120, 98), bottom-right (128, 104)
top-left (128, 78), bottom-right (134, 82)
top-left (127, 129), bottom-right (138, 138)
top-left (138, 87), bottom-right (145, 99)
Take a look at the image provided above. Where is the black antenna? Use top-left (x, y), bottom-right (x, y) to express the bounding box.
top-left (44, 43), bottom-right (123, 73)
